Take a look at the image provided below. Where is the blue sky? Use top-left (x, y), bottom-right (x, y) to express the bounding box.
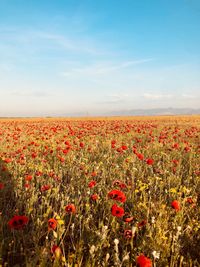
top-left (0, 0), bottom-right (200, 116)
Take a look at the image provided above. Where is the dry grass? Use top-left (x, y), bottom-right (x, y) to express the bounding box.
top-left (0, 116), bottom-right (199, 266)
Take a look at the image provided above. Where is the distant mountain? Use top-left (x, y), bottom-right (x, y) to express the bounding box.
top-left (105, 108), bottom-right (200, 116)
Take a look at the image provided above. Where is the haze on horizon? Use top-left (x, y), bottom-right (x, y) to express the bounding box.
top-left (0, 0), bottom-right (200, 117)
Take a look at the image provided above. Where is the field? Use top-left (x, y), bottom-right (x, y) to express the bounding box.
top-left (0, 116), bottom-right (199, 267)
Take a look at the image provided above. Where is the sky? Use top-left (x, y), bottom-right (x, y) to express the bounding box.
top-left (0, 0), bottom-right (200, 116)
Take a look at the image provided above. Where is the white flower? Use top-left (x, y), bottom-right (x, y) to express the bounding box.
top-left (105, 253), bottom-right (110, 262)
top-left (151, 216), bottom-right (156, 224)
top-left (114, 238), bottom-right (119, 245)
top-left (177, 226), bottom-right (182, 232)
top-left (152, 250), bottom-right (160, 259)
top-left (89, 245), bottom-right (96, 256)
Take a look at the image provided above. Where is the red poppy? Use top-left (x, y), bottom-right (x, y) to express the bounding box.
top-left (4, 158), bottom-right (12, 163)
top-left (91, 171), bottom-right (97, 177)
top-left (136, 254), bottom-right (152, 267)
top-left (0, 183), bottom-right (4, 189)
top-left (121, 145), bottom-right (128, 150)
top-left (124, 229), bottom-right (132, 239)
top-left (123, 213), bottom-right (134, 223)
top-left (40, 185), bottom-right (51, 192)
top-left (186, 197), bottom-right (194, 204)
top-left (51, 245), bottom-right (62, 258)
top-left (90, 194), bottom-right (99, 202)
top-left (65, 204), bottom-right (76, 214)
top-left (80, 142), bottom-right (84, 148)
top-left (138, 220), bottom-right (147, 228)
top-left (108, 189), bottom-right (126, 203)
top-left (48, 218), bottom-right (57, 230)
top-left (88, 180), bottom-right (96, 188)
top-left (171, 200), bottom-right (181, 211)
top-left (111, 204), bottom-right (125, 217)
top-left (8, 215), bottom-right (29, 230)
top-left (146, 158), bottom-right (154, 165)
top-left (24, 183), bottom-right (31, 189)
top-left (137, 153), bottom-right (144, 160)
top-left (25, 175), bottom-right (33, 181)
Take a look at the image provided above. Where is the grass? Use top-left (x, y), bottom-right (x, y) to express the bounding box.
top-left (0, 116), bottom-right (199, 266)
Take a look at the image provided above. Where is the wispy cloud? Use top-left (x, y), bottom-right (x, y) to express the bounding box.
top-left (61, 58), bottom-right (153, 77)
top-left (143, 93), bottom-right (173, 100)
top-left (9, 90), bottom-right (52, 97)
top-left (97, 93), bottom-right (130, 104)
top-left (0, 26), bottom-right (106, 56)
top-left (181, 93), bottom-right (197, 99)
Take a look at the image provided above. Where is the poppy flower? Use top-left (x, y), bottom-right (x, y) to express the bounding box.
top-left (48, 218), bottom-right (57, 230)
top-left (111, 204), bottom-right (125, 217)
top-left (51, 245), bottom-right (62, 258)
top-left (112, 180), bottom-right (121, 187)
top-left (91, 171), bottom-right (97, 177)
top-left (65, 204), bottom-right (76, 214)
top-left (108, 189), bottom-right (126, 203)
top-left (136, 254), bottom-right (152, 267)
top-left (25, 175), bottom-right (33, 181)
top-left (137, 153), bottom-right (144, 160)
top-left (123, 213), bottom-right (134, 223)
top-left (146, 158), bottom-right (154, 165)
top-left (40, 185), bottom-right (51, 192)
top-left (124, 229), bottom-right (132, 239)
top-left (0, 183), bottom-right (4, 190)
top-left (90, 194), bottom-right (99, 201)
top-left (80, 142), bottom-right (84, 148)
top-left (186, 197), bottom-right (194, 204)
top-left (24, 183), bottom-right (31, 189)
top-left (88, 180), bottom-right (96, 188)
top-left (8, 215), bottom-right (29, 230)
top-left (171, 200), bottom-right (181, 211)
top-left (4, 158), bottom-right (12, 163)
top-left (138, 220), bottom-right (147, 228)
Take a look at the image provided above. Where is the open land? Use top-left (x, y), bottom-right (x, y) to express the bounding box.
top-left (0, 116), bottom-right (200, 266)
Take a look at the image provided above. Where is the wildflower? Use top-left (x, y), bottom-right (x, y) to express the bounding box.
top-left (65, 204), bottom-right (76, 214)
top-left (88, 180), bottom-right (96, 188)
top-left (124, 229), bottom-right (132, 239)
top-left (136, 254), bottom-right (152, 267)
top-left (138, 220), bottom-right (147, 228)
top-left (89, 245), bottom-right (96, 257)
top-left (24, 183), bottom-right (31, 189)
top-left (4, 158), bottom-right (12, 163)
top-left (8, 215), bottom-right (29, 230)
top-left (108, 189), bottom-right (126, 203)
top-left (0, 183), bottom-right (4, 189)
top-left (40, 185), bottom-right (51, 192)
top-left (90, 194), bottom-right (99, 201)
top-left (146, 158), bottom-right (154, 165)
top-left (80, 142), bottom-right (84, 148)
top-left (152, 251), bottom-right (160, 259)
top-left (48, 218), bottom-right (57, 230)
top-left (111, 204), bottom-right (125, 217)
top-left (186, 197), bottom-right (194, 204)
top-left (123, 213), bottom-right (134, 223)
top-left (51, 245), bottom-right (62, 259)
top-left (151, 216), bottom-right (155, 224)
top-left (25, 175), bottom-right (33, 181)
top-left (137, 153), bottom-right (144, 160)
top-left (171, 200), bottom-right (181, 211)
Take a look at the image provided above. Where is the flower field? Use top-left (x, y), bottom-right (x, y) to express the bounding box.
top-left (0, 116), bottom-right (199, 267)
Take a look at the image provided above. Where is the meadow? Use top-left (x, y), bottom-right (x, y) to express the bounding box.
top-left (0, 116), bottom-right (199, 267)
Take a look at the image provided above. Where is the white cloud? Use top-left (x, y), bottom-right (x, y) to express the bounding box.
top-left (143, 93), bottom-right (173, 100)
top-left (181, 93), bottom-right (197, 99)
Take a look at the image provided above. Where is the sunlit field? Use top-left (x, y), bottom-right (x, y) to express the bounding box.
top-left (0, 116), bottom-right (199, 266)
